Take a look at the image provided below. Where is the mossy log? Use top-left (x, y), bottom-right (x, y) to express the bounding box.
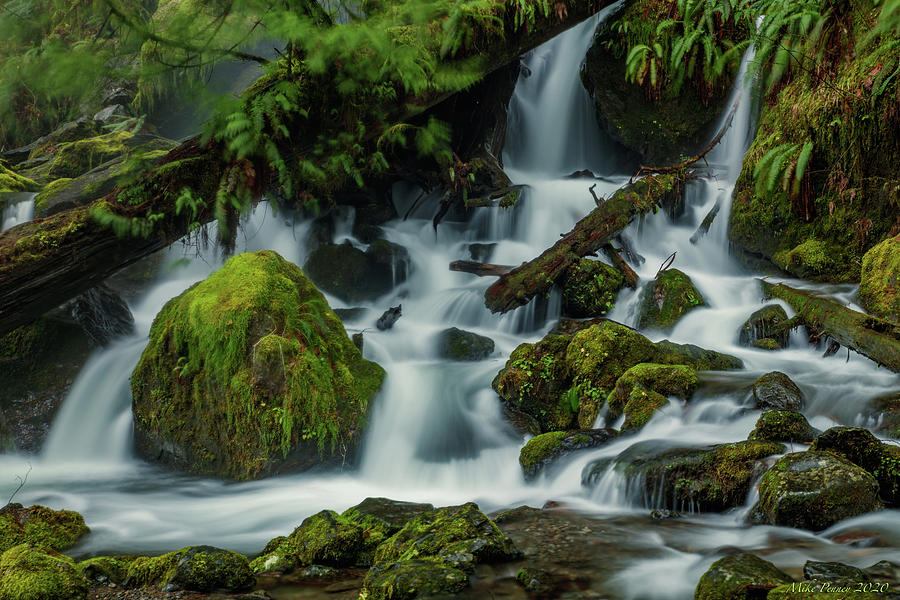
top-left (760, 280), bottom-right (900, 373)
top-left (484, 174), bottom-right (683, 313)
top-left (0, 0), bottom-right (617, 337)
top-left (449, 260), bottom-right (513, 276)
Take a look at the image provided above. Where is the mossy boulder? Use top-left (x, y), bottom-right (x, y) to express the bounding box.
top-left (748, 452), bottom-right (882, 531)
top-left (739, 305), bottom-right (790, 349)
top-left (637, 269), bottom-right (706, 330)
top-left (0, 163), bottom-right (37, 195)
top-left (0, 504), bottom-right (89, 554)
top-left (752, 371), bottom-right (805, 411)
top-left (303, 240), bottom-right (410, 303)
top-left (767, 584), bottom-right (885, 599)
top-left (125, 545), bottom-right (254, 592)
top-left (810, 426), bottom-right (900, 505)
top-left (131, 250), bottom-right (386, 480)
top-left (77, 555), bottom-right (134, 585)
top-left (342, 498), bottom-right (435, 565)
top-left (803, 560), bottom-right (869, 583)
top-left (518, 429), bottom-right (617, 480)
top-left (694, 553), bottom-right (793, 600)
top-left (749, 410), bottom-right (818, 443)
top-left (606, 363), bottom-right (698, 431)
top-left (582, 440), bottom-right (785, 512)
top-left (0, 544), bottom-right (88, 600)
top-left (859, 235), bottom-right (899, 322)
top-left (865, 392), bottom-right (900, 440)
top-left (361, 558), bottom-right (468, 600)
top-left (436, 327), bottom-right (494, 361)
top-left (251, 510), bottom-right (364, 573)
top-left (559, 258), bottom-right (624, 318)
top-left (493, 321), bottom-right (741, 434)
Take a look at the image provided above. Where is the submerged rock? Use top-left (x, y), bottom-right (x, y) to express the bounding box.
top-left (0, 504), bottom-right (89, 554)
top-left (304, 240), bottom-right (409, 303)
top-left (739, 304), bottom-right (790, 349)
top-left (131, 250), bottom-right (385, 480)
top-left (803, 560), bottom-right (870, 583)
top-left (518, 429), bottom-right (617, 480)
top-left (865, 391), bottom-right (900, 440)
top-left (752, 371), bottom-right (805, 411)
top-left (694, 553), bottom-right (793, 600)
top-left (859, 235), bottom-right (899, 322)
top-left (749, 410), bottom-right (818, 443)
top-left (748, 452), bottom-right (882, 531)
top-left (125, 545), bottom-right (254, 592)
top-left (810, 426), bottom-right (900, 505)
top-left (559, 258), bottom-right (624, 318)
top-left (436, 327), bottom-right (495, 361)
top-left (0, 543), bottom-right (89, 600)
top-left (606, 363), bottom-right (698, 431)
top-left (637, 269), bottom-right (705, 330)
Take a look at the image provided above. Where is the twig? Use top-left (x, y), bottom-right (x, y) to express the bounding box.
top-left (656, 252), bottom-right (676, 277)
top-left (588, 184), bottom-right (602, 206)
top-left (6, 463), bottom-right (32, 507)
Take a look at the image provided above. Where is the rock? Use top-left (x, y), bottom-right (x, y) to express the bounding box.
top-left (342, 498), bottom-right (435, 564)
top-left (748, 452), bottom-right (882, 531)
top-left (1, 118), bottom-right (100, 166)
top-left (467, 243), bottom-right (496, 262)
top-left (0, 543), bottom-right (89, 600)
top-left (739, 304), bottom-right (790, 349)
top-left (0, 163), bottom-right (37, 195)
top-left (606, 363), bottom-right (698, 431)
top-left (859, 235), bottom-right (899, 322)
top-left (303, 240), bottom-right (410, 303)
top-left (78, 556), bottom-right (132, 585)
top-left (515, 567), bottom-right (555, 595)
top-left (361, 558), bottom-right (467, 600)
top-left (752, 371), bottom-right (805, 411)
top-left (92, 104), bottom-right (129, 124)
top-left (582, 440), bottom-right (784, 512)
top-left (748, 410), bottom-right (818, 443)
top-left (518, 429), bottom-right (617, 480)
top-left (131, 251), bottom-right (386, 480)
top-left (803, 560), bottom-right (869, 582)
top-left (637, 269), bottom-right (706, 330)
top-left (376, 305), bottom-right (402, 331)
top-left (250, 510), bottom-right (364, 573)
top-left (559, 258), bottom-right (624, 318)
top-left (0, 504), bottom-right (89, 554)
top-left (865, 392), bottom-right (900, 439)
top-left (436, 327), bottom-right (495, 361)
top-left (65, 283), bottom-right (134, 346)
top-left (810, 426), bottom-right (900, 505)
top-left (694, 553), bottom-right (793, 600)
top-left (753, 338), bottom-right (781, 350)
top-left (125, 545), bottom-right (254, 592)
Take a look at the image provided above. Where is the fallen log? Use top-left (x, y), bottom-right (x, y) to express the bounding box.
top-left (760, 280), bottom-right (900, 373)
top-left (690, 200), bottom-right (720, 244)
top-left (0, 0), bottom-right (617, 337)
top-left (603, 244), bottom-right (638, 289)
top-left (450, 260), bottom-right (513, 276)
top-left (484, 173), bottom-right (684, 313)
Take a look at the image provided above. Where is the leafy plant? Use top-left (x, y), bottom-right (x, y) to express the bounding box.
top-left (753, 141), bottom-right (814, 219)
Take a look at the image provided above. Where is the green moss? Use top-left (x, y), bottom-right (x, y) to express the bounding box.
top-left (360, 558), bottom-right (468, 600)
top-left (131, 250), bottom-right (386, 480)
top-left (773, 238), bottom-right (835, 280)
top-left (0, 504), bottom-right (89, 554)
top-left (694, 553), bottom-right (793, 600)
top-left (859, 235), bottom-right (899, 322)
top-left (77, 555), bottom-right (134, 585)
top-left (739, 304), bottom-right (790, 348)
top-left (518, 431), bottom-right (567, 473)
top-left (607, 363), bottom-right (698, 428)
top-left (0, 544), bottom-right (88, 600)
top-left (0, 163), bottom-right (37, 194)
top-left (810, 426), bottom-right (900, 505)
top-left (637, 268), bottom-right (706, 330)
top-left (33, 178), bottom-right (74, 214)
top-left (340, 498), bottom-right (435, 566)
top-left (560, 258), bottom-right (624, 318)
top-left (753, 338), bottom-right (780, 350)
top-left (250, 510), bottom-right (364, 573)
top-left (28, 131), bottom-right (133, 181)
top-left (749, 410), bottom-right (817, 443)
top-left (125, 545), bottom-right (254, 592)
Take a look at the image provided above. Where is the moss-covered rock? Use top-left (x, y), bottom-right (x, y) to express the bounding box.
top-left (0, 504), bottom-right (89, 554)
top-left (749, 410), bottom-right (818, 443)
top-left (303, 240), bottom-right (410, 303)
top-left (606, 363), bottom-right (698, 431)
top-left (802, 560), bottom-right (870, 583)
top-left (748, 451), bottom-right (882, 531)
top-left (0, 544), bottom-right (88, 600)
top-left (125, 545), bottom-right (254, 592)
top-left (131, 250), bottom-right (386, 480)
top-left (519, 429), bottom-right (617, 480)
top-left (637, 269), bottom-right (706, 330)
top-left (436, 327), bottom-right (494, 361)
top-left (583, 440), bottom-right (785, 512)
top-left (810, 426), bottom-right (900, 506)
top-left (361, 558), bottom-right (468, 600)
top-left (694, 553), bottom-right (793, 600)
top-left (559, 258), bottom-right (624, 318)
top-left (865, 392), bottom-right (900, 440)
top-left (0, 163), bottom-right (37, 195)
top-left (739, 305), bottom-right (790, 349)
top-left (767, 584), bottom-right (885, 600)
top-left (77, 555), bottom-right (134, 585)
top-left (514, 567), bottom-right (555, 595)
top-left (859, 235), bottom-right (899, 322)
top-left (250, 510), bottom-right (364, 573)
top-left (752, 371), bottom-right (805, 411)
top-left (342, 498), bottom-right (435, 565)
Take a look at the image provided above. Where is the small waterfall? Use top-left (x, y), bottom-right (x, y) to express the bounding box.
top-left (1, 192), bottom-right (35, 232)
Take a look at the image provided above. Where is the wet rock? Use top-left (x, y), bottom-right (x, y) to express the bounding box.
top-left (694, 553), bottom-right (793, 600)
top-left (753, 338), bottom-right (781, 351)
top-left (858, 235), bottom-right (899, 322)
top-left (77, 556), bottom-right (132, 585)
top-left (334, 307), bottom-right (368, 322)
top-left (304, 240), bottom-right (410, 303)
top-left (92, 104), bottom-right (129, 124)
top-left (559, 258), bottom-right (624, 318)
top-left (519, 429), bottom-right (617, 480)
top-left (467, 243), bottom-right (496, 262)
top-left (748, 452), bottom-right (882, 531)
top-left (361, 558), bottom-right (467, 600)
top-left (376, 305), bottom-right (402, 331)
top-left (515, 567), bottom-right (555, 595)
top-left (0, 164), bottom-right (37, 195)
top-left (649, 509), bottom-right (680, 520)
top-left (65, 283), bottom-right (134, 346)
top-left (810, 426), bottom-right (900, 505)
top-left (803, 560), bottom-right (869, 582)
top-left (739, 304), bottom-right (790, 349)
top-left (753, 371), bottom-right (805, 411)
top-left (1, 117), bottom-right (100, 166)
top-left (637, 269), bottom-right (705, 330)
top-left (865, 392), bottom-right (900, 439)
top-left (0, 543), bottom-right (89, 600)
top-left (0, 503), bottom-right (89, 553)
top-left (131, 251), bottom-right (385, 480)
top-left (436, 327), bottom-right (495, 361)
top-left (606, 363), bottom-right (698, 432)
top-left (342, 498), bottom-right (434, 565)
top-left (125, 545), bottom-right (254, 592)
top-left (749, 410), bottom-right (818, 443)
top-left (251, 510), bottom-right (364, 573)
top-left (582, 440), bottom-right (784, 512)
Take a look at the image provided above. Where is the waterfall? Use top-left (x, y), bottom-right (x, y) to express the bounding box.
top-left (1, 192), bottom-right (35, 232)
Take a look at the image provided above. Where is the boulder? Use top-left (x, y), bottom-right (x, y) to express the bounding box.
top-left (64, 283), bottom-right (134, 346)
top-left (77, 556), bottom-right (132, 585)
top-left (518, 429), bottom-right (617, 480)
top-left (810, 426), bottom-right (900, 505)
top-left (559, 258), bottom-right (623, 318)
top-left (0, 504), bottom-right (89, 554)
top-left (859, 235), bottom-right (899, 322)
top-left (748, 452), bottom-right (882, 530)
top-left (342, 498), bottom-right (435, 564)
top-left (748, 410), bottom-right (818, 443)
top-left (0, 544), bottom-right (88, 600)
top-left (131, 251), bottom-right (386, 480)
top-left (606, 363), bottom-right (698, 431)
top-left (436, 327), bottom-right (494, 361)
top-left (250, 510), bottom-right (364, 573)
top-left (361, 558), bottom-right (467, 600)
top-left (125, 545), bottom-right (254, 592)
top-left (303, 240), bottom-right (410, 303)
top-left (0, 163), bottom-right (37, 195)
top-left (865, 391), bottom-right (900, 439)
top-left (637, 269), bottom-right (705, 330)
top-left (739, 304), bottom-right (790, 349)
top-left (752, 371), bottom-right (805, 411)
top-left (694, 553), bottom-right (793, 600)
top-left (803, 560), bottom-right (869, 583)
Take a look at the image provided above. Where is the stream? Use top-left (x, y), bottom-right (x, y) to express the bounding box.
top-left (1, 12), bottom-right (898, 599)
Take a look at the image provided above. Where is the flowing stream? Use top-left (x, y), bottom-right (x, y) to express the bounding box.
top-left (2, 12), bottom-right (899, 598)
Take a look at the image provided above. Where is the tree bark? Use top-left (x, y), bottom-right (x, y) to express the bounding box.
top-left (484, 174), bottom-right (684, 313)
top-left (761, 280), bottom-right (900, 373)
top-left (603, 244), bottom-right (639, 289)
top-left (450, 260), bottom-right (513, 276)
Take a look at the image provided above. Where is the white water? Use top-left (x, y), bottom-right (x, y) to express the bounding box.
top-left (1, 13), bottom-right (899, 597)
top-left (0, 192), bottom-right (35, 232)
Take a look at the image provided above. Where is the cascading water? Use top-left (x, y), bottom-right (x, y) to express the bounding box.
top-left (2, 12), bottom-right (899, 598)
top-left (0, 192), bottom-right (35, 232)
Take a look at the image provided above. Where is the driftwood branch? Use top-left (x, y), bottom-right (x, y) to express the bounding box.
top-left (603, 244), bottom-right (638, 289)
top-left (450, 260), bottom-right (513, 276)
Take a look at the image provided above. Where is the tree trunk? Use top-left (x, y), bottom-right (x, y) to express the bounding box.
top-left (603, 244), bottom-right (639, 289)
top-left (450, 260), bottom-right (513, 276)
top-left (761, 280), bottom-right (900, 373)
